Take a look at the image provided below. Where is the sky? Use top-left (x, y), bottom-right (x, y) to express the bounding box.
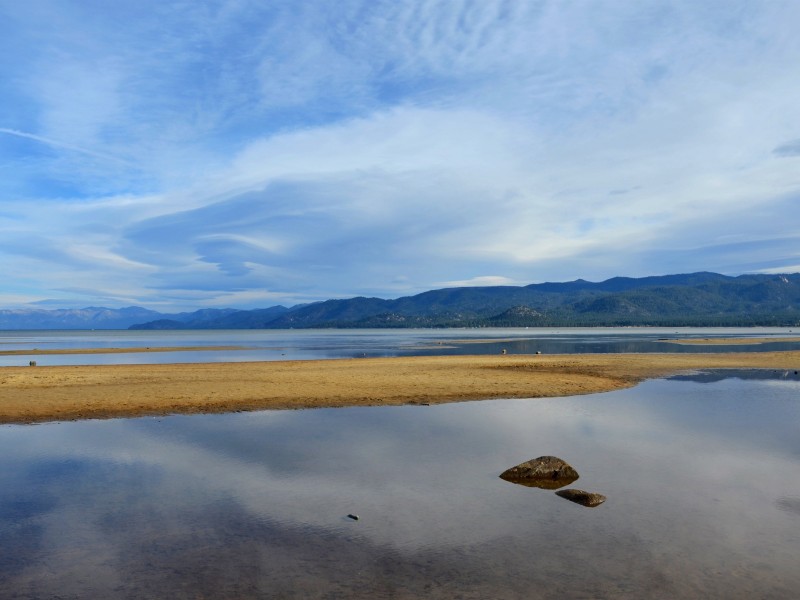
top-left (1, 0), bottom-right (800, 311)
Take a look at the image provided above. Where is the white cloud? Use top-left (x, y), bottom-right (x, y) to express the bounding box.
top-left (435, 276), bottom-right (520, 288)
top-left (1, 1), bottom-right (800, 308)
top-left (0, 128), bottom-right (132, 165)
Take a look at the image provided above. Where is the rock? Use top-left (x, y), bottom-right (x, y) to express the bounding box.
top-left (499, 456), bottom-right (579, 489)
top-left (555, 489), bottom-right (606, 507)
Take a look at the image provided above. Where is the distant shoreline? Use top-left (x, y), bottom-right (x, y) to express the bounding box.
top-left (2, 351), bottom-right (799, 425)
top-left (664, 337), bottom-right (800, 345)
top-left (2, 333), bottom-right (799, 356)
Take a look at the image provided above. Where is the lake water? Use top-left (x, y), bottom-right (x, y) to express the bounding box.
top-left (2, 327), bottom-right (800, 366)
top-left (1, 370), bottom-right (799, 598)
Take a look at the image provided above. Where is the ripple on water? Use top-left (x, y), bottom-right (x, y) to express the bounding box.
top-left (775, 496), bottom-right (800, 516)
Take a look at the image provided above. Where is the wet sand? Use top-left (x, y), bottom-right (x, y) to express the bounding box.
top-left (2, 351), bottom-right (799, 424)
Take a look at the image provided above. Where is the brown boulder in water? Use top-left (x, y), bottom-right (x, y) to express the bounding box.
top-left (499, 456), bottom-right (579, 489)
top-left (555, 489), bottom-right (607, 507)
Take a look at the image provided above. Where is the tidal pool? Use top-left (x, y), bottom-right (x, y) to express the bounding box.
top-left (1, 371), bottom-right (799, 598)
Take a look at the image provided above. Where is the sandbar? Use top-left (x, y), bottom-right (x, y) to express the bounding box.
top-left (665, 337), bottom-right (800, 345)
top-left (2, 352), bottom-right (799, 424)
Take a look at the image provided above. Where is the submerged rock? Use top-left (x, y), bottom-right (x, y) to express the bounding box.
top-left (555, 489), bottom-right (607, 507)
top-left (499, 456), bottom-right (579, 489)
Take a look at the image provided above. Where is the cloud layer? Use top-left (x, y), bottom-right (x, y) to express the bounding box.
top-left (1, 0), bottom-right (799, 309)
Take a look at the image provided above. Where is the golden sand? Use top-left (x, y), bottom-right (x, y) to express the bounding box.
top-left (2, 351), bottom-right (799, 424)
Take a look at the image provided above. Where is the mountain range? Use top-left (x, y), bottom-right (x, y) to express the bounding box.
top-left (2, 272), bottom-right (799, 330)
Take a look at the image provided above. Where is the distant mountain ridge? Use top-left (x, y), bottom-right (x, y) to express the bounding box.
top-left (2, 272), bottom-right (799, 330)
top-left (0, 306), bottom-right (242, 330)
top-left (244, 271), bottom-right (798, 328)
top-left (129, 306), bottom-right (290, 330)
top-left (0, 306), bottom-right (165, 330)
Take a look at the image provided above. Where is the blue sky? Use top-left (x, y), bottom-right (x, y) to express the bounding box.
top-left (1, 0), bottom-right (799, 311)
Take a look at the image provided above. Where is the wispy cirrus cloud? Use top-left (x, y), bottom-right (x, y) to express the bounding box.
top-left (1, 0), bottom-right (799, 309)
top-left (0, 128), bottom-right (133, 165)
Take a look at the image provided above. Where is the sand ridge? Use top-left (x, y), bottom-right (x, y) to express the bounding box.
top-left (2, 351), bottom-right (799, 424)
top-left (664, 337), bottom-right (800, 345)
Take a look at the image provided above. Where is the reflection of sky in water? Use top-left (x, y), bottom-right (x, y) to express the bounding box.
top-left (1, 374), bottom-right (799, 597)
top-left (2, 327), bottom-right (800, 366)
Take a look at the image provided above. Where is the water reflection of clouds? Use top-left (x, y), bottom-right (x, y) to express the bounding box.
top-left (2, 377), bottom-right (800, 596)
top-left (775, 496), bottom-right (800, 516)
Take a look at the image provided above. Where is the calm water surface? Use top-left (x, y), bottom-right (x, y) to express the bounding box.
top-left (2, 327), bottom-right (800, 366)
top-left (1, 371), bottom-right (799, 598)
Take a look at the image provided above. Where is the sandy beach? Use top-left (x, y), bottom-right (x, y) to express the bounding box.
top-left (2, 351), bottom-right (799, 424)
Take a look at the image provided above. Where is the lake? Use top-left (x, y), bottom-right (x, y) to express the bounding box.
top-left (2, 326), bottom-right (800, 366)
top-left (1, 368), bottom-right (799, 598)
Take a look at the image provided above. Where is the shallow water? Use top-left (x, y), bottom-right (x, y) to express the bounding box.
top-left (1, 327), bottom-right (800, 366)
top-left (1, 371), bottom-right (799, 598)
